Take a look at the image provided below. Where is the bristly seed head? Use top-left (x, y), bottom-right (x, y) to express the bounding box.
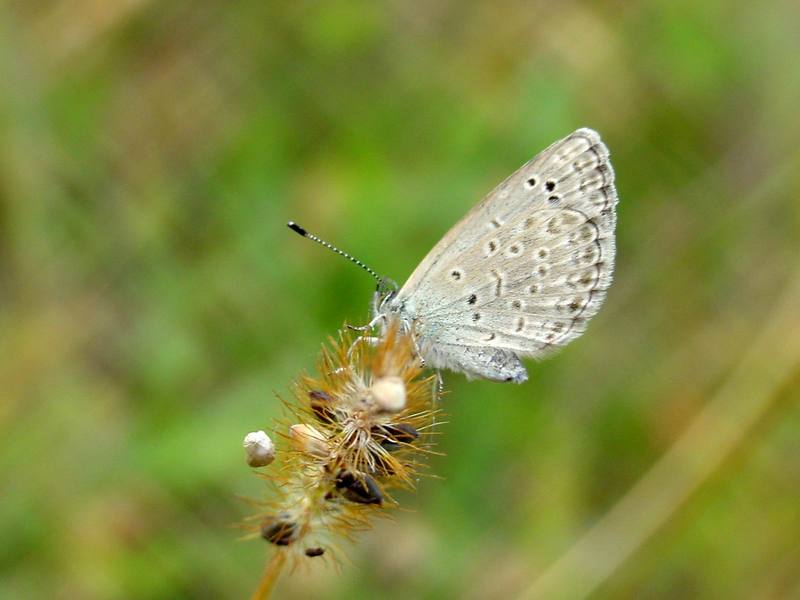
top-left (244, 317), bottom-right (443, 569)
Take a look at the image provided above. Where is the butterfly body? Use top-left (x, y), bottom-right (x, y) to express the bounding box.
top-left (374, 128), bottom-right (618, 382)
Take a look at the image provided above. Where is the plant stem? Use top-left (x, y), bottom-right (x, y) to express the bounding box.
top-left (250, 551), bottom-right (287, 600)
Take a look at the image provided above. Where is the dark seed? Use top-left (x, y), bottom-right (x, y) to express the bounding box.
top-left (335, 470), bottom-right (383, 505)
top-left (376, 423), bottom-right (420, 451)
top-left (260, 514), bottom-right (298, 546)
top-left (305, 547), bottom-right (325, 557)
top-left (309, 390), bottom-right (337, 423)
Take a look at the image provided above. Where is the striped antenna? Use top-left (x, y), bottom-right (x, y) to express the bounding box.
top-left (287, 221), bottom-right (383, 284)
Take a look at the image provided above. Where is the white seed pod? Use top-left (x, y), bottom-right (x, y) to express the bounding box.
top-left (243, 430), bottom-right (275, 467)
top-left (370, 376), bottom-right (407, 413)
top-left (289, 423), bottom-right (330, 458)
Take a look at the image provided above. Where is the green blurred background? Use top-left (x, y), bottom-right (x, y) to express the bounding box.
top-left (2, 1), bottom-right (800, 598)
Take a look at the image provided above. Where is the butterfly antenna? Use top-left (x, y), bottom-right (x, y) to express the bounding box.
top-left (287, 221), bottom-right (384, 285)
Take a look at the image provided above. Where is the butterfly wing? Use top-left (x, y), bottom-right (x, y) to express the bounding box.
top-left (390, 128), bottom-right (618, 380)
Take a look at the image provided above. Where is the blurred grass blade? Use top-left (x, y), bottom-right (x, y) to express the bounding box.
top-left (521, 266), bottom-right (800, 599)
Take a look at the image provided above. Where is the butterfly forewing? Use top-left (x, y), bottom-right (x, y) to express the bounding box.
top-left (391, 128), bottom-right (617, 366)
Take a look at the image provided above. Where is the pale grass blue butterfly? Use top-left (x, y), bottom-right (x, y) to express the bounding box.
top-left (291, 128), bottom-right (618, 382)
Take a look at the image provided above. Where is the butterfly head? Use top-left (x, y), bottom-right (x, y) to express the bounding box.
top-left (375, 277), bottom-right (400, 313)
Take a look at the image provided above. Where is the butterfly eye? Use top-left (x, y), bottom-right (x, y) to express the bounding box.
top-left (305, 547), bottom-right (325, 558)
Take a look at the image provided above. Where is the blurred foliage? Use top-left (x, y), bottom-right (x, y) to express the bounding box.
top-left (1, 1), bottom-right (800, 598)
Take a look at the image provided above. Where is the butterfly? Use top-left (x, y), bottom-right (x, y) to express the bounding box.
top-left (372, 128), bottom-right (618, 382)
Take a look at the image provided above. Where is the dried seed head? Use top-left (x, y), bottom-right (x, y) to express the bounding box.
top-left (243, 430), bottom-right (276, 467)
top-left (246, 317), bottom-right (444, 581)
top-left (370, 375), bottom-right (406, 413)
top-left (289, 423), bottom-right (330, 458)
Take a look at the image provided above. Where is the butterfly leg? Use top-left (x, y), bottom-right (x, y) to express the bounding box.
top-left (347, 313), bottom-right (385, 333)
top-left (327, 333), bottom-right (381, 376)
top-left (404, 330), bottom-right (428, 368)
top-left (346, 334), bottom-right (381, 361)
top-left (329, 334), bottom-right (378, 376)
